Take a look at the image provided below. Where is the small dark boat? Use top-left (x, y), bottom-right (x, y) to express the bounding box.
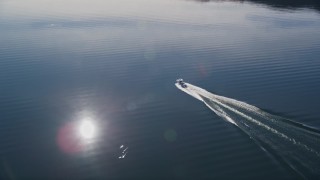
top-left (176, 78), bottom-right (187, 88)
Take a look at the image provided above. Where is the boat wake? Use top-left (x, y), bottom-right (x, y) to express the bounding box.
top-left (176, 82), bottom-right (320, 179)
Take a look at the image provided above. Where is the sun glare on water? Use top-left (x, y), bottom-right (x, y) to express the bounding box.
top-left (79, 119), bottom-right (96, 140)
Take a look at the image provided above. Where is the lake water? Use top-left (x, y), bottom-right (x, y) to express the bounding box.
top-left (1, 0), bottom-right (320, 179)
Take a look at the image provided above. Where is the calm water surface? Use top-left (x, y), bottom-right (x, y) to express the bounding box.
top-left (1, 0), bottom-right (320, 179)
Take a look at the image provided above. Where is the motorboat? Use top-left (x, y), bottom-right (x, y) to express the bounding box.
top-left (176, 78), bottom-right (187, 88)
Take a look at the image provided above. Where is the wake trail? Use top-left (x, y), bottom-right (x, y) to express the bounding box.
top-left (176, 82), bottom-right (320, 179)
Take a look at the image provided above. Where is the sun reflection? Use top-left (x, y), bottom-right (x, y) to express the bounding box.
top-left (57, 113), bottom-right (100, 154)
top-left (79, 119), bottom-right (96, 139)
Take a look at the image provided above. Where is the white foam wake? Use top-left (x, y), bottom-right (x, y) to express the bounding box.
top-left (176, 82), bottom-right (320, 179)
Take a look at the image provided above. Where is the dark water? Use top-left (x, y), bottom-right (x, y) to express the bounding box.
top-left (1, 0), bottom-right (320, 179)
